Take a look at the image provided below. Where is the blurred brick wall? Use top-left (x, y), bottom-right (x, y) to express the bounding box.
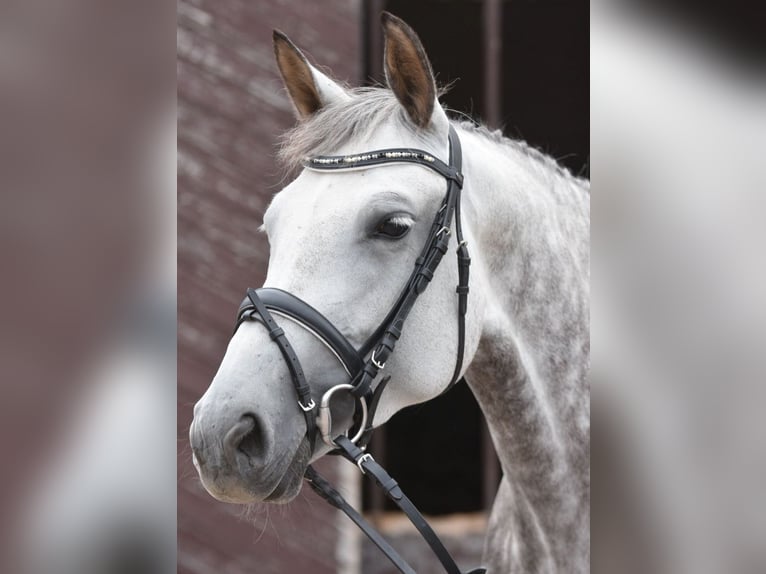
top-left (178, 1), bottom-right (360, 572)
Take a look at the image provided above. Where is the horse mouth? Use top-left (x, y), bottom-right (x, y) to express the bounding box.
top-left (263, 467), bottom-right (304, 502)
top-left (260, 439), bottom-right (311, 503)
top-left (194, 433), bottom-right (312, 505)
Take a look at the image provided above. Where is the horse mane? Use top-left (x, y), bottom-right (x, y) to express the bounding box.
top-left (277, 87), bottom-right (589, 192)
top-left (454, 121), bottom-right (590, 192)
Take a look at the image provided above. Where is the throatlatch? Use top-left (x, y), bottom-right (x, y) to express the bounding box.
top-left (233, 125), bottom-right (483, 574)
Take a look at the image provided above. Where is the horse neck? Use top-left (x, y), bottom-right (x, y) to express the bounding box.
top-left (460, 127), bottom-right (590, 544)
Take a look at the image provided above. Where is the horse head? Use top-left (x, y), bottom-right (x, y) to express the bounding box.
top-left (190, 13), bottom-right (483, 504)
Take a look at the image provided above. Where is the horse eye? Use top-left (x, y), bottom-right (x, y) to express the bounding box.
top-left (375, 215), bottom-right (412, 239)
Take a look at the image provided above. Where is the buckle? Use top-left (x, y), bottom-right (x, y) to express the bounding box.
top-left (356, 453), bottom-right (374, 474)
top-left (299, 398), bottom-right (316, 412)
top-left (371, 350), bottom-right (386, 370)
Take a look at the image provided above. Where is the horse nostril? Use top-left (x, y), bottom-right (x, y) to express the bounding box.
top-left (224, 414), bottom-right (267, 464)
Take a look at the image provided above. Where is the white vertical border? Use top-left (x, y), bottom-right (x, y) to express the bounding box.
top-left (335, 461), bottom-right (362, 574)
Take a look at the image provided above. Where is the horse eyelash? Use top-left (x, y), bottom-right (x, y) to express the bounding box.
top-left (386, 215), bottom-right (414, 228)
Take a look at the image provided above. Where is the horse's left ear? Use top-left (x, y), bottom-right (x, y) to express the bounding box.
top-left (382, 12), bottom-right (445, 130)
top-left (273, 30), bottom-right (350, 120)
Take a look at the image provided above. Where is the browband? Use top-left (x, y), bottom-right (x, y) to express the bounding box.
top-left (304, 147), bottom-right (464, 187)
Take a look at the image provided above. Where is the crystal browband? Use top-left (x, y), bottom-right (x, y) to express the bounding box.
top-left (303, 146), bottom-right (463, 187)
top-left (308, 150), bottom-right (436, 165)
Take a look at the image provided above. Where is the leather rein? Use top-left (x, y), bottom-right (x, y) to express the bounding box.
top-left (233, 125), bottom-right (484, 574)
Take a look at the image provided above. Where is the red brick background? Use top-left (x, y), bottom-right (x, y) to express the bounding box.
top-left (178, 1), bottom-right (361, 572)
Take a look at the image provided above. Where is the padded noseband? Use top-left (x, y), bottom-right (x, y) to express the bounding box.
top-left (236, 287), bottom-right (364, 376)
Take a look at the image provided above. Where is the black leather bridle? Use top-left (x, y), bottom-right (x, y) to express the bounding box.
top-left (233, 125), bottom-right (484, 574)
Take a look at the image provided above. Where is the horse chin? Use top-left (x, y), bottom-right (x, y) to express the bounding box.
top-left (263, 466), bottom-right (305, 503)
top-left (259, 439), bottom-right (311, 503)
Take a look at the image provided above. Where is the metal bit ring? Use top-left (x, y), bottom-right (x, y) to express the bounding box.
top-left (317, 383), bottom-right (368, 447)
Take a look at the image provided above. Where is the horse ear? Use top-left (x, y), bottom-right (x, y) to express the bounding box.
top-left (381, 12), bottom-right (438, 129)
top-left (273, 30), bottom-right (350, 120)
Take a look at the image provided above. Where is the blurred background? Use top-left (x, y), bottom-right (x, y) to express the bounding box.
top-left (178, 0), bottom-right (586, 573)
top-left (591, 2), bottom-right (766, 573)
top-left (0, 1), bottom-right (175, 573)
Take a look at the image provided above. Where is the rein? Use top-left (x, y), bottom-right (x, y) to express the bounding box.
top-left (233, 125), bottom-right (484, 574)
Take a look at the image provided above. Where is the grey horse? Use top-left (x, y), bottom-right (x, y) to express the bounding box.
top-left (191, 13), bottom-right (589, 573)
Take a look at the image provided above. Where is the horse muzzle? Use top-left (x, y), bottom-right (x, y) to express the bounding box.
top-left (190, 392), bottom-right (310, 503)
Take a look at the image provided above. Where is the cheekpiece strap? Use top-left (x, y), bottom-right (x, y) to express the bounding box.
top-left (241, 288), bottom-right (318, 449)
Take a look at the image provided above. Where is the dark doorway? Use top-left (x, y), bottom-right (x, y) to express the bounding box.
top-left (360, 0), bottom-right (589, 516)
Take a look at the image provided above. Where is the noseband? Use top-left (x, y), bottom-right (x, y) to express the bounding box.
top-left (232, 125), bottom-right (483, 574)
